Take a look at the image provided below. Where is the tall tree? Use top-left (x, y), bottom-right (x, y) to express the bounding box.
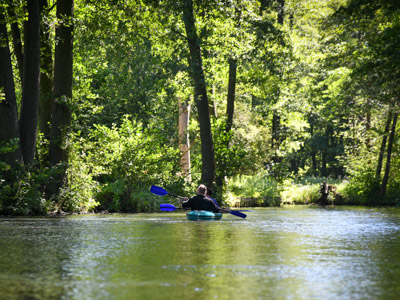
top-left (376, 110), bottom-right (393, 179)
top-left (181, 0), bottom-right (216, 186)
top-left (6, 1), bottom-right (24, 84)
top-left (271, 0), bottom-right (285, 167)
top-left (0, 8), bottom-right (22, 165)
top-left (39, 0), bottom-right (54, 141)
top-left (377, 111), bottom-right (398, 199)
top-left (329, 0), bottom-right (400, 199)
top-left (178, 97), bottom-right (191, 181)
top-left (19, 0), bottom-right (41, 165)
top-left (48, 0), bottom-right (74, 197)
top-left (225, 59), bottom-right (237, 133)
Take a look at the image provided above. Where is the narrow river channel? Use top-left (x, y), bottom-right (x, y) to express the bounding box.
top-left (1, 206), bottom-right (400, 299)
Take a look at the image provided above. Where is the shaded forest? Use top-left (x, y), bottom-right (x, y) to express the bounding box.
top-left (0, 0), bottom-right (399, 215)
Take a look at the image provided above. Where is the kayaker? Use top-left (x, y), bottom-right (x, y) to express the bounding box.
top-left (206, 188), bottom-right (219, 207)
top-left (182, 184), bottom-right (220, 213)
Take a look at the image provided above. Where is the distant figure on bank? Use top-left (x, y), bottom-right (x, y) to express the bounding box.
top-left (182, 184), bottom-right (220, 213)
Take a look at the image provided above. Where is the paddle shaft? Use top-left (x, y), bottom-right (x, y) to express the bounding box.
top-left (168, 193), bottom-right (185, 199)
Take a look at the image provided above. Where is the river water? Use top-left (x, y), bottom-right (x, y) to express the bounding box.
top-left (1, 206), bottom-right (400, 299)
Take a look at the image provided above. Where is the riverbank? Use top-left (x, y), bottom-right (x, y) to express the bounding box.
top-left (227, 179), bottom-right (400, 208)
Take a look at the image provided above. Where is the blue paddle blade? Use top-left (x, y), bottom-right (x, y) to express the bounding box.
top-left (160, 204), bottom-right (178, 211)
top-left (219, 207), bottom-right (246, 218)
top-left (150, 185), bottom-right (169, 196)
top-left (228, 210), bottom-right (246, 218)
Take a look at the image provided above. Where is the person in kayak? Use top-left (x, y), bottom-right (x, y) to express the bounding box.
top-left (205, 187), bottom-right (219, 207)
top-left (182, 184), bottom-right (220, 213)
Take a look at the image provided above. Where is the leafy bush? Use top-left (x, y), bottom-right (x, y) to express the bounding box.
top-left (212, 118), bottom-right (247, 180)
top-left (0, 164), bottom-right (54, 216)
top-left (63, 115), bottom-right (182, 213)
top-left (57, 160), bottom-right (99, 213)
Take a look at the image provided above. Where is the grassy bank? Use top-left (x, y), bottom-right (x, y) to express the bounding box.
top-left (225, 175), bottom-right (350, 207)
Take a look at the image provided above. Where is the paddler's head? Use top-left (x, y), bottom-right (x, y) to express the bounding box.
top-left (197, 184), bottom-right (207, 196)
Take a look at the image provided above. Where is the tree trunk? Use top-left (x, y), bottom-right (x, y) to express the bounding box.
top-left (225, 58), bottom-right (237, 133)
top-left (182, 0), bottom-right (216, 187)
top-left (376, 110), bottom-right (392, 179)
top-left (309, 121), bottom-right (317, 174)
top-left (215, 58), bottom-right (237, 187)
top-left (321, 149), bottom-right (327, 176)
top-left (210, 84), bottom-right (217, 117)
top-left (272, 0), bottom-right (284, 167)
top-left (178, 97), bottom-right (191, 181)
top-left (365, 99), bottom-right (372, 149)
top-left (378, 112), bottom-right (398, 199)
top-left (39, 0), bottom-right (54, 141)
top-left (0, 9), bottom-right (22, 165)
top-left (277, 0), bottom-right (285, 25)
top-left (6, 2), bottom-right (24, 84)
top-left (19, 0), bottom-right (41, 165)
top-left (47, 0), bottom-right (74, 198)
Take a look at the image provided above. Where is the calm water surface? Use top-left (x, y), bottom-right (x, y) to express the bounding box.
top-left (1, 206), bottom-right (400, 299)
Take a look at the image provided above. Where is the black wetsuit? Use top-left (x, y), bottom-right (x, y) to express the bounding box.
top-left (182, 195), bottom-right (220, 213)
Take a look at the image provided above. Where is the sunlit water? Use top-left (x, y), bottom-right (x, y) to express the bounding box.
top-left (1, 206), bottom-right (400, 299)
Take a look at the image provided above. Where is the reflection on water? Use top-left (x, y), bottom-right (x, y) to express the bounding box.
top-left (1, 206), bottom-right (400, 299)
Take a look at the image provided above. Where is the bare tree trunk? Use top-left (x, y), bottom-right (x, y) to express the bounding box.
top-left (272, 0), bottom-right (284, 167)
top-left (308, 120), bottom-right (317, 174)
top-left (225, 58), bottom-right (237, 133)
top-left (378, 112), bottom-right (398, 199)
top-left (277, 0), bottom-right (285, 25)
top-left (182, 0), bottom-right (215, 187)
top-left (215, 58), bottom-right (237, 187)
top-left (365, 99), bottom-right (372, 149)
top-left (39, 0), bottom-right (54, 141)
top-left (210, 84), bottom-right (217, 117)
top-left (376, 110), bottom-right (392, 179)
top-left (0, 9), bottom-right (22, 165)
top-left (6, 2), bottom-right (24, 84)
top-left (47, 0), bottom-right (74, 198)
top-left (178, 97), bottom-right (191, 181)
top-left (19, 0), bottom-right (41, 165)
top-left (272, 113), bottom-right (281, 165)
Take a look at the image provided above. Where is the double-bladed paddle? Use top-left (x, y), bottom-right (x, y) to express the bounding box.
top-left (151, 185), bottom-right (246, 219)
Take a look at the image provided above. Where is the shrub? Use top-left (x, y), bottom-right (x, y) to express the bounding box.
top-left (63, 115), bottom-right (182, 213)
top-left (0, 164), bottom-right (53, 216)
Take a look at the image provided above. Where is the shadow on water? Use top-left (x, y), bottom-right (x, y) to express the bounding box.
top-left (1, 206), bottom-right (400, 299)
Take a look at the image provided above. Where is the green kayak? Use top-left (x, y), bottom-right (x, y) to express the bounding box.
top-left (186, 210), bottom-right (223, 221)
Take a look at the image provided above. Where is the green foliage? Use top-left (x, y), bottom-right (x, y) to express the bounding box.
top-left (1, 138), bottom-right (51, 215)
top-left (212, 118), bottom-right (247, 180)
top-left (74, 0), bottom-right (177, 132)
top-left (2, 0), bottom-right (400, 214)
top-left (227, 100), bottom-right (273, 174)
top-left (340, 168), bottom-right (380, 206)
top-left (64, 115), bottom-right (181, 213)
top-left (0, 138), bottom-right (19, 171)
top-left (226, 172), bottom-right (280, 202)
top-left (281, 183), bottom-right (321, 205)
top-left (0, 164), bottom-right (54, 216)
top-left (340, 140), bottom-right (400, 206)
top-left (57, 159), bottom-right (99, 213)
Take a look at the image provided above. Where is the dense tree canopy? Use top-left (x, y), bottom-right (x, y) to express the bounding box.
top-left (0, 0), bottom-right (399, 215)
